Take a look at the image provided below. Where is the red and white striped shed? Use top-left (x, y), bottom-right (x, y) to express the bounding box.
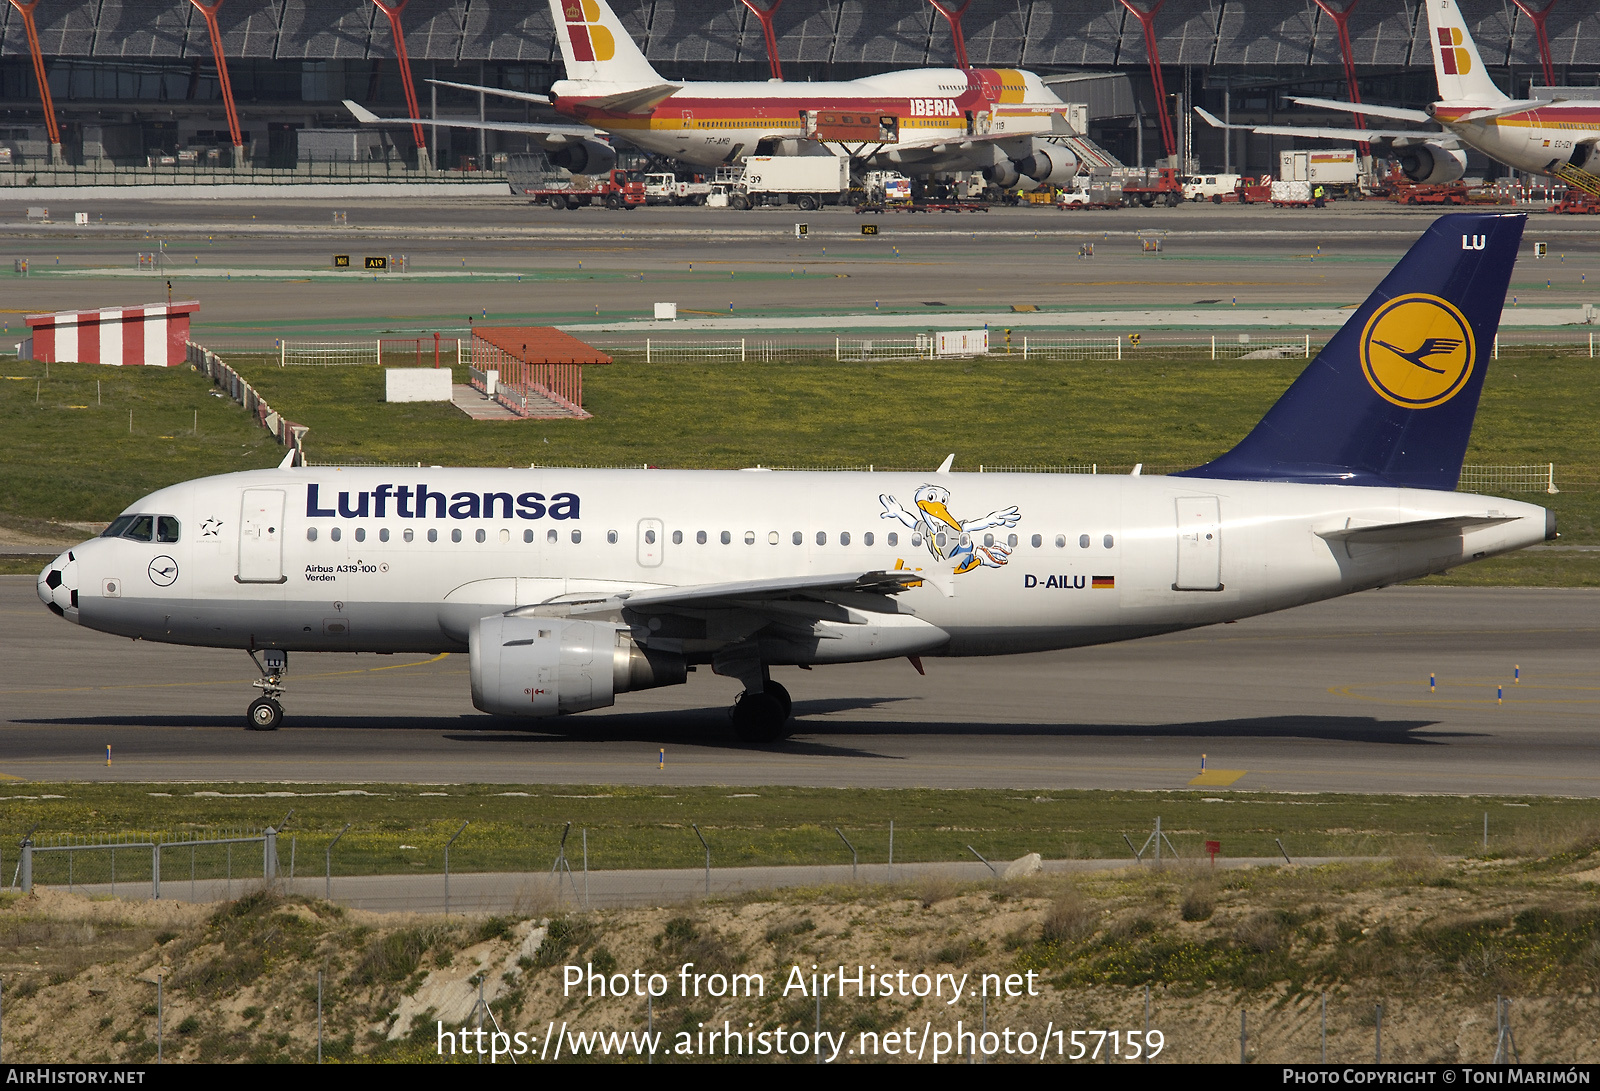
top-left (26, 300), bottom-right (199, 366)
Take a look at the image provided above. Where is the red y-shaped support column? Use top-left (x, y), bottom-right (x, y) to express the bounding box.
top-left (371, 0), bottom-right (430, 170)
top-left (1117, 0), bottom-right (1175, 161)
top-left (7, 1), bottom-right (62, 164)
top-left (739, 0), bottom-right (784, 81)
top-left (188, 1), bottom-right (246, 167)
top-left (1510, 0), bottom-right (1559, 89)
top-left (1312, 0), bottom-right (1369, 156)
top-left (927, 0), bottom-right (971, 70)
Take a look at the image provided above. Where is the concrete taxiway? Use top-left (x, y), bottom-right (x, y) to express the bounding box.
top-left (3, 577), bottom-right (1596, 796)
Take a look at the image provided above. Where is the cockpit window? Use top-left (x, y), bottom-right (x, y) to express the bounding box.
top-left (102, 516), bottom-right (135, 538)
top-left (121, 515), bottom-right (155, 542)
top-left (102, 514), bottom-right (178, 542)
top-left (156, 516), bottom-right (180, 543)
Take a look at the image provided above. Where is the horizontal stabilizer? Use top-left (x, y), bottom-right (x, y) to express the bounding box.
top-left (579, 83), bottom-right (682, 114)
top-left (342, 100), bottom-right (595, 139)
top-left (1317, 514), bottom-right (1515, 544)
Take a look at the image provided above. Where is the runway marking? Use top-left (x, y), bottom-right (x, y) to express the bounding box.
top-left (0, 652), bottom-right (452, 696)
top-left (1188, 769), bottom-right (1247, 786)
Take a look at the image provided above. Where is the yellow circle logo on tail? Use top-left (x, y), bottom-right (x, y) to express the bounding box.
top-left (1359, 293), bottom-right (1475, 409)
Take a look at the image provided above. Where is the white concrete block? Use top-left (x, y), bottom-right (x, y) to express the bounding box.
top-left (654, 302), bottom-right (677, 320)
top-left (385, 367), bottom-right (453, 403)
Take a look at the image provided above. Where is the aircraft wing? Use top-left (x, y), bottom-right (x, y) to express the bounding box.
top-left (427, 78), bottom-right (551, 105)
top-left (1193, 108), bottom-right (1458, 147)
top-left (427, 78), bottom-right (681, 115)
top-left (534, 570), bottom-right (929, 618)
top-left (1288, 97), bottom-right (1432, 123)
top-left (1317, 514), bottom-right (1516, 544)
top-left (342, 99), bottom-right (597, 139)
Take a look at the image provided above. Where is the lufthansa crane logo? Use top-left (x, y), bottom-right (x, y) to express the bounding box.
top-left (1358, 293), bottom-right (1475, 410)
top-left (148, 555), bottom-right (179, 587)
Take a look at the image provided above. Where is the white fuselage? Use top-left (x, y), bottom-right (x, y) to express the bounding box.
top-left (1434, 104), bottom-right (1600, 179)
top-left (50, 467), bottom-right (1549, 661)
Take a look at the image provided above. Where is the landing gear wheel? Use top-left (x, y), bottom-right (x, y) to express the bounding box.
top-left (764, 680), bottom-right (792, 720)
top-left (730, 691), bottom-right (789, 743)
top-left (247, 697), bottom-right (283, 731)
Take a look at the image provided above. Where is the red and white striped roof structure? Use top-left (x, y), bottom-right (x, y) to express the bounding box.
top-left (26, 301), bottom-right (199, 367)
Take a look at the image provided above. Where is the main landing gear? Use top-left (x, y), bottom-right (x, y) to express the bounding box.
top-left (246, 649), bottom-right (288, 731)
top-left (730, 679), bottom-right (792, 744)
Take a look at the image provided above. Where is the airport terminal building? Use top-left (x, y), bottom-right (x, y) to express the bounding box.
top-left (0, 1), bottom-right (1597, 175)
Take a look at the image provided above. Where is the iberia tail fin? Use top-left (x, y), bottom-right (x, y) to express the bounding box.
top-left (549, 0), bottom-right (664, 86)
top-left (1424, 0), bottom-right (1508, 105)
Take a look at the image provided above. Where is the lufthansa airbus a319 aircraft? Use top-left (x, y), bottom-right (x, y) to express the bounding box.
top-left (39, 213), bottom-right (1552, 742)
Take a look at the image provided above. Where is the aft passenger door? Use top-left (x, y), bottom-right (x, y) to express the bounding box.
top-left (237, 489), bottom-right (286, 584)
top-left (1173, 496), bottom-right (1222, 591)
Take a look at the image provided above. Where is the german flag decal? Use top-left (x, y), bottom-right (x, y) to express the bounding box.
top-left (1092, 575), bottom-right (1115, 589)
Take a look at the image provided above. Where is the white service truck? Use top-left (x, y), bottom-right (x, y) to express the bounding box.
top-left (644, 172), bottom-right (713, 205)
top-left (730, 155), bottom-right (851, 210)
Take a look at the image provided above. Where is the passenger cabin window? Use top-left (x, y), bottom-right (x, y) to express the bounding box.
top-left (572, 530), bottom-right (582, 544)
top-left (672, 530), bottom-right (683, 545)
top-left (720, 531), bottom-right (731, 545)
top-left (864, 532), bottom-right (874, 546)
top-left (743, 531), bottom-right (755, 545)
top-left (156, 517), bottom-right (180, 543)
top-left (888, 532), bottom-right (899, 546)
top-left (379, 528), bottom-right (390, 543)
top-left (1031, 534), bottom-right (1042, 548)
top-left (451, 529), bottom-right (462, 543)
top-left (1055, 535), bottom-right (1066, 548)
top-left (524, 529), bottom-right (534, 543)
top-left (306, 527), bottom-right (318, 542)
top-left (645, 529), bottom-right (656, 545)
top-left (355, 527), bottom-right (366, 543)
top-left (428, 529), bottom-right (438, 543)
top-left (840, 532), bottom-right (850, 546)
top-left (404, 529), bottom-right (414, 543)
top-left (607, 530), bottom-right (619, 544)
top-left (1079, 534), bottom-right (1090, 549)
top-left (331, 527), bottom-right (342, 542)
top-left (697, 531), bottom-right (707, 545)
top-left (475, 529), bottom-right (486, 543)
top-left (1104, 534), bottom-right (1115, 549)
top-left (548, 529), bottom-right (558, 544)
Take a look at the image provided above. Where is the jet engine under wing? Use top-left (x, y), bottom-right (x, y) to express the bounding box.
top-left (530, 570), bottom-right (930, 618)
top-left (1317, 514), bottom-right (1516, 544)
top-left (342, 99), bottom-right (597, 139)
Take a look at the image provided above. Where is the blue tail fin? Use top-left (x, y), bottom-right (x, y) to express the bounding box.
top-left (1178, 212), bottom-right (1525, 490)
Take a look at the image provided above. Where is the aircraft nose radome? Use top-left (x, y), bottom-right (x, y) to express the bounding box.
top-left (37, 550), bottom-right (80, 623)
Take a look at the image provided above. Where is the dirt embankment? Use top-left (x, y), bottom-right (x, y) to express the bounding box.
top-left (2, 849), bottom-right (1597, 1064)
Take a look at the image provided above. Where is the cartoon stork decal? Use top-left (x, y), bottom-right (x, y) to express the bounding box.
top-left (879, 484), bottom-right (1021, 574)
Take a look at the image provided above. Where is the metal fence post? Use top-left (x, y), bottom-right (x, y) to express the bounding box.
top-left (444, 821), bottom-right (468, 915)
top-left (152, 841), bottom-right (160, 900)
top-left (264, 827), bottom-right (277, 882)
top-left (326, 823), bottom-right (350, 901)
top-left (20, 841), bottom-right (32, 894)
top-left (1374, 1003), bottom-right (1382, 1063)
top-left (1239, 1009), bottom-right (1247, 1063)
top-left (692, 824), bottom-right (710, 896)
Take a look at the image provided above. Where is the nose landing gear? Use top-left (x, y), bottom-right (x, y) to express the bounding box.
top-left (246, 650), bottom-right (287, 730)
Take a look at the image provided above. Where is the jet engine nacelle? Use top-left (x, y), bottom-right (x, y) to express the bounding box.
top-left (983, 157), bottom-right (1021, 188)
top-left (1396, 144), bottom-right (1467, 186)
top-left (547, 138), bottom-right (616, 176)
top-left (1014, 140), bottom-right (1078, 185)
top-left (469, 616), bottom-right (686, 717)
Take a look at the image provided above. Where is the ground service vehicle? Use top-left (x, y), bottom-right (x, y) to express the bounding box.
top-left (1182, 174), bottom-right (1242, 201)
top-left (38, 214), bottom-right (1553, 744)
top-left (519, 168), bottom-right (645, 210)
top-left (643, 173), bottom-right (712, 205)
top-left (731, 156), bottom-right (851, 211)
top-left (1118, 167), bottom-right (1185, 207)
